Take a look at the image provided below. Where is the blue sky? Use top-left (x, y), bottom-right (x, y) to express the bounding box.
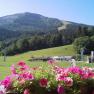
top-left (0, 0), bottom-right (94, 25)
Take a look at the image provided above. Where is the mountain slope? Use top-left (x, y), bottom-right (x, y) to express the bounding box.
top-left (25, 44), bottom-right (75, 57)
top-left (58, 20), bottom-right (93, 31)
top-left (0, 12), bottom-right (62, 32)
top-left (0, 12), bottom-right (93, 42)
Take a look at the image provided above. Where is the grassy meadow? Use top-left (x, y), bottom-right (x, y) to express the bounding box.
top-left (0, 44), bottom-right (94, 80)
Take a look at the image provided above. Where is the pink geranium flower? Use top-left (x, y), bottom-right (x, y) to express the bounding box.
top-left (1, 76), bottom-right (12, 88)
top-left (57, 85), bottom-right (64, 94)
top-left (18, 61), bottom-right (26, 66)
top-left (23, 89), bottom-right (30, 94)
top-left (20, 65), bottom-right (29, 71)
top-left (69, 66), bottom-right (83, 76)
top-left (56, 74), bottom-right (65, 81)
top-left (39, 78), bottom-right (48, 87)
top-left (0, 91), bottom-right (4, 94)
top-left (10, 64), bottom-right (17, 74)
top-left (64, 77), bottom-right (73, 86)
top-left (18, 61), bottom-right (29, 71)
top-left (20, 72), bottom-right (34, 80)
top-left (82, 71), bottom-right (94, 79)
top-left (48, 60), bottom-right (54, 64)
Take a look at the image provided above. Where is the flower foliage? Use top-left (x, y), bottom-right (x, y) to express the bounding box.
top-left (0, 61), bottom-right (94, 94)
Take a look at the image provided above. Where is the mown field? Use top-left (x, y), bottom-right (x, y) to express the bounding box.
top-left (0, 44), bottom-right (94, 80)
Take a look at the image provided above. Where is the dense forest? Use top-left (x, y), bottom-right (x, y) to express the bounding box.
top-left (0, 12), bottom-right (94, 55)
top-left (0, 26), bottom-right (94, 55)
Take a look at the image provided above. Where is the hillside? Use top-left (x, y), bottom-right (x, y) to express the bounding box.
top-left (0, 12), bottom-right (94, 55)
top-left (0, 44), bottom-right (75, 70)
top-left (5, 45), bottom-right (74, 62)
top-left (0, 12), bottom-right (93, 41)
top-left (0, 12), bottom-right (62, 40)
top-left (0, 12), bottom-right (62, 41)
top-left (0, 12), bottom-right (62, 32)
top-left (0, 44), bottom-right (75, 63)
top-left (24, 44), bottom-right (75, 57)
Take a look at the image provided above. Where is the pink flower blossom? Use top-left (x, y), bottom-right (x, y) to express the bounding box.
top-left (39, 78), bottom-right (48, 87)
top-left (18, 61), bottom-right (26, 66)
top-left (56, 74), bottom-right (65, 81)
top-left (23, 89), bottom-right (30, 94)
top-left (69, 66), bottom-right (83, 76)
top-left (10, 64), bottom-right (17, 74)
top-left (20, 65), bottom-right (29, 71)
top-left (56, 68), bottom-right (69, 81)
top-left (82, 71), bottom-right (94, 79)
top-left (64, 77), bottom-right (73, 86)
top-left (0, 91), bottom-right (4, 94)
top-left (17, 61), bottom-right (30, 71)
top-left (48, 60), bottom-right (54, 64)
top-left (57, 85), bottom-right (64, 94)
top-left (20, 72), bottom-right (34, 80)
top-left (1, 76), bottom-right (12, 88)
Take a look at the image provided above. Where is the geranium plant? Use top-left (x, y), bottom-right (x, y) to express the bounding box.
top-left (0, 61), bottom-right (94, 94)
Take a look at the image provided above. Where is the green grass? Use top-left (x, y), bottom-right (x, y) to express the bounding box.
top-left (26, 44), bottom-right (76, 57)
top-left (0, 44), bottom-right (94, 80)
top-left (0, 44), bottom-right (75, 64)
top-left (0, 44), bottom-right (75, 66)
top-left (77, 62), bottom-right (94, 67)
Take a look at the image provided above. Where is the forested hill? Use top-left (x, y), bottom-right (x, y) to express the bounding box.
top-left (0, 12), bottom-right (62, 31)
top-left (0, 12), bottom-right (94, 55)
top-left (0, 12), bottom-right (62, 41)
top-left (0, 12), bottom-right (93, 41)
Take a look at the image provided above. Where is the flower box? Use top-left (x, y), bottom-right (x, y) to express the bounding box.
top-left (0, 61), bottom-right (94, 94)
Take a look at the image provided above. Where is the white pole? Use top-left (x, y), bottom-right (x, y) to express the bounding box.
top-left (91, 51), bottom-right (94, 63)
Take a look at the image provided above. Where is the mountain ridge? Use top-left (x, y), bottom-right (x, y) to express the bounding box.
top-left (0, 12), bottom-right (93, 41)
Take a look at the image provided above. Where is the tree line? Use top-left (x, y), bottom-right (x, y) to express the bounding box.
top-left (0, 26), bottom-right (94, 55)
